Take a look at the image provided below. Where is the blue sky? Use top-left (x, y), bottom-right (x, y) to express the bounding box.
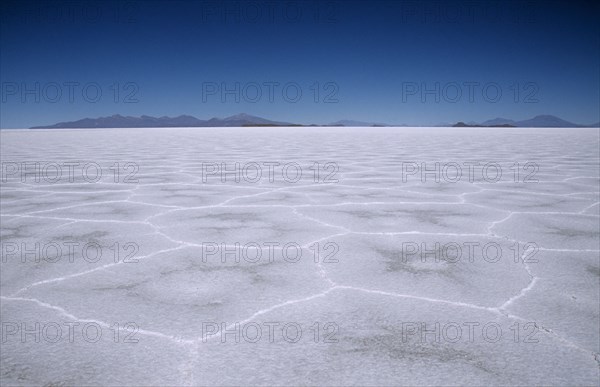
top-left (1, 0), bottom-right (599, 128)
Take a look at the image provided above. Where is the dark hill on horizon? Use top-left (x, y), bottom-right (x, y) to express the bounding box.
top-left (29, 114), bottom-right (599, 129)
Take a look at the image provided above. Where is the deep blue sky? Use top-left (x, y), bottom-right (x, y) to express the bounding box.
top-left (1, 0), bottom-right (599, 128)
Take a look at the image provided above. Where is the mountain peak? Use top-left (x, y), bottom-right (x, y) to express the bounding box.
top-left (224, 113), bottom-right (258, 121)
top-left (517, 115), bottom-right (577, 127)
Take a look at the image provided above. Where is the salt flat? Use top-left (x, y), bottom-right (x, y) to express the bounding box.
top-left (1, 127), bottom-right (599, 385)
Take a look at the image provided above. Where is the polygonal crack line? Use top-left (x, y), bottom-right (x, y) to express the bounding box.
top-left (5, 207), bottom-right (345, 298)
top-left (330, 286), bottom-right (600, 367)
top-left (3, 275), bottom-right (599, 369)
top-left (215, 185), bottom-right (292, 206)
top-left (578, 201), bottom-right (600, 214)
top-left (5, 220), bottom-right (555, 300)
top-left (5, 284), bottom-right (492, 346)
top-left (496, 246), bottom-right (539, 311)
top-left (0, 295), bottom-right (195, 346)
top-left (7, 245), bottom-right (187, 297)
top-left (7, 199), bottom-right (587, 306)
top-left (503, 311), bottom-right (600, 368)
top-left (291, 207), bottom-right (350, 233)
top-left (17, 199), bottom-right (138, 216)
top-left (4, 185), bottom-right (598, 370)
top-left (1, 213), bottom-right (149, 226)
top-left (183, 283), bottom-right (600, 380)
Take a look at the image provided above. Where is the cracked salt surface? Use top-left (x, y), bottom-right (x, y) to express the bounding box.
top-left (1, 127), bottom-right (599, 385)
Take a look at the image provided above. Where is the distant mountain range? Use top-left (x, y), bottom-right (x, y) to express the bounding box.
top-left (328, 120), bottom-right (396, 127)
top-left (31, 113), bottom-right (295, 129)
top-left (467, 115), bottom-right (599, 128)
top-left (30, 113), bottom-right (599, 129)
